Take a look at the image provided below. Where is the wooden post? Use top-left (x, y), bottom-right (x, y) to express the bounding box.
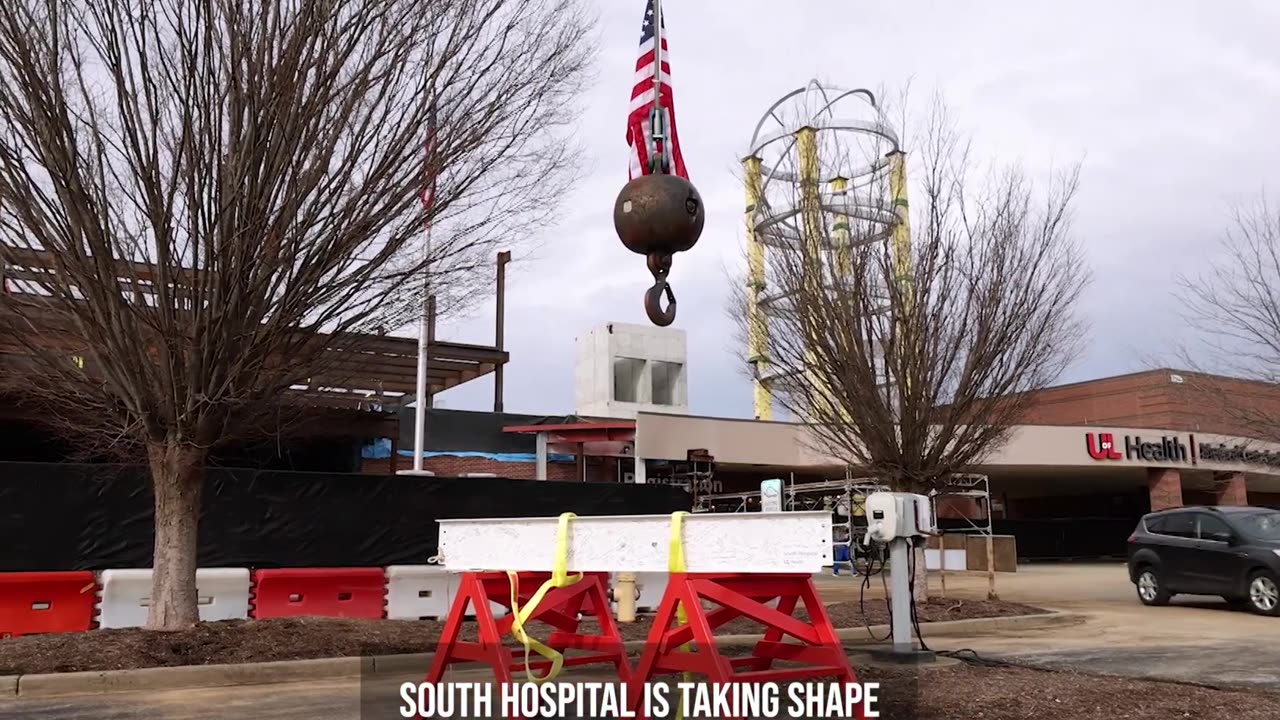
top-left (389, 433), bottom-right (400, 474)
top-left (985, 533), bottom-right (998, 600)
top-left (938, 533), bottom-right (947, 599)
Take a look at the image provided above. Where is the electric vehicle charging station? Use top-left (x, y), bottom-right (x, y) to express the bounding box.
top-left (864, 491), bottom-right (938, 662)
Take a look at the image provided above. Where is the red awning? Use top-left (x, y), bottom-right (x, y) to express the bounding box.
top-left (502, 421), bottom-right (635, 444)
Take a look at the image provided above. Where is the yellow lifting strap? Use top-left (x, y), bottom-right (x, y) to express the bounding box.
top-left (668, 511), bottom-right (693, 720)
top-left (507, 512), bottom-right (584, 683)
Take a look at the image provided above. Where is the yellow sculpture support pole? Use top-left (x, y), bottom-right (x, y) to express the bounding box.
top-left (887, 151), bottom-right (912, 308)
top-left (796, 128), bottom-right (833, 421)
top-left (797, 128), bottom-right (823, 280)
top-left (744, 155), bottom-right (771, 421)
top-left (885, 150), bottom-right (913, 412)
top-left (830, 176), bottom-right (851, 278)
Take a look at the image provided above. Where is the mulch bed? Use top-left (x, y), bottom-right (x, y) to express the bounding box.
top-left (0, 598), bottom-right (1042, 675)
top-left (862, 661), bottom-right (1280, 720)
top-left (601, 596), bottom-right (1044, 642)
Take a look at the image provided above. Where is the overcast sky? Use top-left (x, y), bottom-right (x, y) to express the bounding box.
top-left (431, 0), bottom-right (1280, 418)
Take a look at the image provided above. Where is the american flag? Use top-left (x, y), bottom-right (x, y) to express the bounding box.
top-left (420, 104), bottom-right (439, 213)
top-left (627, 0), bottom-right (687, 180)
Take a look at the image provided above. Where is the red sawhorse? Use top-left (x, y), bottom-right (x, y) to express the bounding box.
top-left (626, 572), bottom-right (863, 719)
top-left (425, 571), bottom-right (631, 697)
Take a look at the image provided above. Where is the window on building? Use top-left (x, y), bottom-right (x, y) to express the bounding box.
top-left (650, 361), bottom-right (681, 406)
top-left (613, 357), bottom-right (645, 403)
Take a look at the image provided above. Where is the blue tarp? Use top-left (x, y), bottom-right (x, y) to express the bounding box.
top-left (361, 437), bottom-right (574, 463)
top-left (397, 450), bottom-right (577, 463)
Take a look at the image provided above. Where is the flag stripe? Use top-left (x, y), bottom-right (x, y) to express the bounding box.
top-left (626, 0), bottom-right (687, 180)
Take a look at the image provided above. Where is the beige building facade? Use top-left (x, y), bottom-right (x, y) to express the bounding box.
top-left (633, 412), bottom-right (1280, 512)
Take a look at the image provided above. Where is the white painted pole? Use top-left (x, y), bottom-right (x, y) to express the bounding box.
top-left (535, 432), bottom-right (548, 481)
top-left (411, 228), bottom-right (432, 473)
top-left (889, 538), bottom-right (913, 653)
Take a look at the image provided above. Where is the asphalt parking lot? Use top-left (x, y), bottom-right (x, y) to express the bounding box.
top-left (816, 562), bottom-right (1280, 691)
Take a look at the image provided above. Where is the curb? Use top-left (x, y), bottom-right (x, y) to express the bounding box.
top-left (370, 653), bottom-right (433, 675)
top-left (2, 612), bottom-right (1078, 699)
top-left (8, 656), bottom-right (369, 699)
top-left (910, 610), bottom-right (1083, 637)
top-left (690, 611), bottom-right (1079, 648)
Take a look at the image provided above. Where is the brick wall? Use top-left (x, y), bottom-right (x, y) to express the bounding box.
top-left (1019, 369), bottom-right (1280, 438)
top-left (1148, 468), bottom-right (1183, 512)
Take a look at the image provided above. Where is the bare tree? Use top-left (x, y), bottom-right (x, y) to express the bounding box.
top-left (734, 99), bottom-right (1088, 597)
top-left (1176, 198), bottom-right (1280, 442)
top-left (0, 0), bottom-right (594, 629)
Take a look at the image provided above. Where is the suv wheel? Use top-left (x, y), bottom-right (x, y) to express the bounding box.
top-left (1136, 567), bottom-right (1171, 606)
top-left (1247, 571), bottom-right (1280, 616)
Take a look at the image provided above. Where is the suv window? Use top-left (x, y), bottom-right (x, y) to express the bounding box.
top-left (1197, 514), bottom-right (1234, 543)
top-left (1158, 512), bottom-right (1195, 538)
top-left (1144, 515), bottom-right (1167, 534)
top-left (1237, 510), bottom-right (1280, 540)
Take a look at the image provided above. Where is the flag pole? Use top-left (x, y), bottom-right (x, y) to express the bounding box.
top-left (651, 0), bottom-right (666, 174)
top-left (411, 227), bottom-right (431, 473)
top-left (652, 0), bottom-right (663, 93)
top-left (407, 103), bottom-right (438, 476)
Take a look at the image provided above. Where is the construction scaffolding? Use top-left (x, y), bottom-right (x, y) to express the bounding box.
top-left (651, 449), bottom-right (719, 507)
top-left (693, 472), bottom-right (995, 582)
top-left (694, 475), bottom-right (891, 573)
top-left (928, 473), bottom-right (996, 599)
top-left (929, 473), bottom-right (994, 536)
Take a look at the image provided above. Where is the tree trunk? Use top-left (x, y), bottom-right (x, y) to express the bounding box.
top-left (912, 541), bottom-right (929, 603)
top-left (146, 441), bottom-right (206, 630)
top-left (904, 481), bottom-right (929, 603)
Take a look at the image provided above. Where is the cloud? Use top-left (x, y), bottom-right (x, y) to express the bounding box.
top-left (434, 0), bottom-right (1280, 415)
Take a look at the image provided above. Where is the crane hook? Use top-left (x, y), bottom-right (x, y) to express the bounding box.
top-left (644, 252), bottom-right (677, 326)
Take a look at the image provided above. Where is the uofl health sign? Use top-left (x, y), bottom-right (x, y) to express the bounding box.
top-left (1085, 432), bottom-right (1280, 469)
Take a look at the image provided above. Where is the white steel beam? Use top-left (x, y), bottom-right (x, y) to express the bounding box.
top-left (437, 512), bottom-right (832, 574)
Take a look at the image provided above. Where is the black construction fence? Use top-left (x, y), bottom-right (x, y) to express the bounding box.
top-left (0, 462), bottom-right (692, 572)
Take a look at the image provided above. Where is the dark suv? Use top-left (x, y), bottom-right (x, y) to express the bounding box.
top-left (1127, 506), bottom-right (1280, 615)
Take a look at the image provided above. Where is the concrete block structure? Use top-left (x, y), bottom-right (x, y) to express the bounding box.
top-left (574, 322), bottom-right (688, 419)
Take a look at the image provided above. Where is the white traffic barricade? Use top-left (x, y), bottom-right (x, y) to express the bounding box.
top-left (632, 572), bottom-right (668, 612)
top-left (385, 565), bottom-right (452, 620)
top-left (97, 568), bottom-right (250, 628)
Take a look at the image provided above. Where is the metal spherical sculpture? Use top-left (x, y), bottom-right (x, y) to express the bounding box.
top-left (613, 173), bottom-right (705, 257)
